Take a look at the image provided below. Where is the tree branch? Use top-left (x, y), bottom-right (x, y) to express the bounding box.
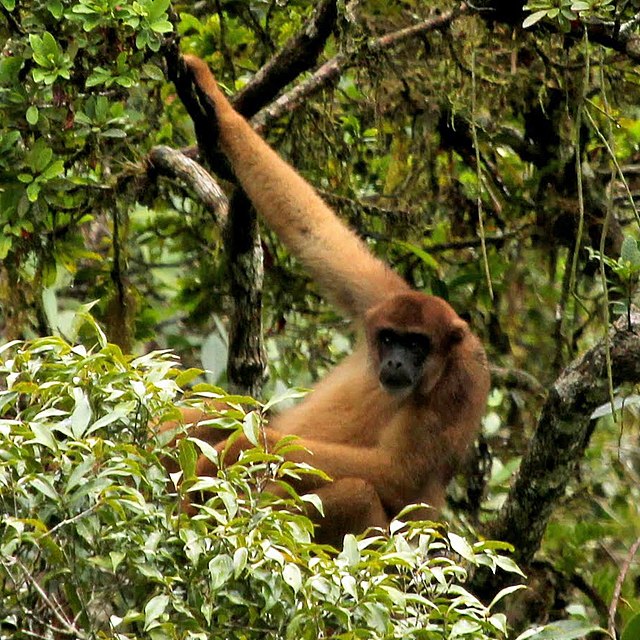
top-left (252, 5), bottom-right (468, 132)
top-left (232, 0), bottom-right (338, 118)
top-left (490, 308), bottom-right (640, 564)
top-left (148, 145), bottom-right (229, 224)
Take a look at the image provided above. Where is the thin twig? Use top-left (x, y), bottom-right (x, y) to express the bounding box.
top-left (608, 535), bottom-right (640, 638)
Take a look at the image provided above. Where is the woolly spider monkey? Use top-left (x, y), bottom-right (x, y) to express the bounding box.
top-left (168, 55), bottom-right (490, 547)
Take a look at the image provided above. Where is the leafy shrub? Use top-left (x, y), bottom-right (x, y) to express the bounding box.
top-left (0, 320), bottom-right (536, 639)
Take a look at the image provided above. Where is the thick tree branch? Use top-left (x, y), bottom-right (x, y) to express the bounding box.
top-left (490, 308), bottom-right (640, 564)
top-left (252, 5), bottom-right (467, 132)
top-left (490, 365), bottom-right (546, 397)
top-left (232, 0), bottom-right (338, 118)
top-left (164, 47), bottom-right (266, 395)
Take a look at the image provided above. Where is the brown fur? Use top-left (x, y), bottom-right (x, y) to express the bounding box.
top-left (173, 55), bottom-right (490, 546)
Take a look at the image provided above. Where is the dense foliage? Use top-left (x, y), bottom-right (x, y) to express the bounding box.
top-left (1, 327), bottom-right (529, 638)
top-left (1, 0), bottom-right (640, 636)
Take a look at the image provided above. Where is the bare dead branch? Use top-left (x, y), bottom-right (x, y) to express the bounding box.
top-left (608, 535), bottom-right (640, 638)
top-left (148, 145), bottom-right (229, 224)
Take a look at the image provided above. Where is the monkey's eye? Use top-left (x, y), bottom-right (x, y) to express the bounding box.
top-left (408, 334), bottom-right (430, 354)
top-left (378, 330), bottom-right (394, 346)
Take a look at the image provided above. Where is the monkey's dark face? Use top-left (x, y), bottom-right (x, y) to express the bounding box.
top-left (365, 292), bottom-right (467, 397)
top-left (376, 328), bottom-right (431, 394)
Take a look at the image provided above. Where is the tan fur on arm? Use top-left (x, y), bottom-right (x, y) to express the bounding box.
top-left (183, 55), bottom-right (410, 318)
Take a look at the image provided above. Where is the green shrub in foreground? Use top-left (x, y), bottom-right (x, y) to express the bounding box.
top-left (0, 323), bottom-right (595, 639)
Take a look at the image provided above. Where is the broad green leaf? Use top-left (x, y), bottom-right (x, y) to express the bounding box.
top-left (515, 620), bottom-right (606, 640)
top-left (263, 387), bottom-right (308, 412)
top-left (339, 534), bottom-right (360, 566)
top-left (70, 387), bottom-right (92, 438)
top-left (622, 612), bottom-right (640, 640)
top-left (144, 594), bottom-right (169, 629)
top-left (208, 554), bottom-right (234, 591)
top-left (448, 532), bottom-right (475, 562)
top-left (621, 235), bottom-right (640, 267)
top-left (282, 563), bottom-right (303, 593)
top-left (523, 9), bottom-right (549, 27)
top-left (488, 584), bottom-right (526, 609)
top-left (26, 106), bottom-right (38, 125)
top-left (31, 477), bottom-right (59, 501)
top-left (393, 239), bottom-right (439, 270)
top-left (233, 547), bottom-right (248, 578)
top-left (147, 0), bottom-right (170, 21)
top-left (178, 438), bottom-right (198, 479)
top-left (29, 421), bottom-right (58, 451)
top-left (0, 236), bottom-right (12, 260)
top-left (242, 411), bottom-right (261, 446)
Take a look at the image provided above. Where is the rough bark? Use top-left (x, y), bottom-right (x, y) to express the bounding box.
top-left (231, 0), bottom-right (338, 118)
top-left (164, 48), bottom-right (267, 395)
top-left (490, 309), bottom-right (640, 564)
top-left (223, 190), bottom-right (267, 397)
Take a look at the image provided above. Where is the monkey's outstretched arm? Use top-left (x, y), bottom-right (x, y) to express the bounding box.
top-left (183, 55), bottom-right (410, 319)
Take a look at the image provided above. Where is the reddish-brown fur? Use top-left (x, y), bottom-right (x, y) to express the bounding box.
top-left (172, 55), bottom-right (491, 546)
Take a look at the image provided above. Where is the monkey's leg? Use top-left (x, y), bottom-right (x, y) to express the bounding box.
top-left (306, 477), bottom-right (389, 547)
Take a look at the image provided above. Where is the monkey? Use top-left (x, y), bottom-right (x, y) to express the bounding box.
top-left (171, 54), bottom-right (491, 547)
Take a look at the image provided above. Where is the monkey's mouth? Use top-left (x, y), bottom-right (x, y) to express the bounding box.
top-left (379, 371), bottom-right (414, 394)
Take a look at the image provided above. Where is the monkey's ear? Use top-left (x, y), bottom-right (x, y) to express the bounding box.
top-left (446, 322), bottom-right (466, 349)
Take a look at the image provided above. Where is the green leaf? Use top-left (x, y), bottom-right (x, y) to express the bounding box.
top-left (150, 19), bottom-right (173, 34)
top-left (144, 594), bottom-right (169, 629)
top-left (41, 160), bottom-right (65, 180)
top-left (178, 438), bottom-right (198, 479)
top-left (175, 368), bottom-right (203, 387)
top-left (48, 0), bottom-right (63, 18)
top-left (100, 128), bottom-right (127, 138)
top-left (488, 584), bottom-right (526, 609)
top-left (393, 240), bottom-right (439, 271)
top-left (516, 620), bottom-right (606, 640)
top-left (338, 534), bottom-right (360, 565)
top-left (208, 554), bottom-right (234, 591)
top-left (26, 181), bottom-right (40, 202)
top-left (26, 106), bottom-right (39, 125)
top-left (263, 387), bottom-right (308, 412)
top-left (621, 236), bottom-right (640, 267)
top-left (571, 1), bottom-right (590, 10)
top-left (523, 9), bottom-right (549, 27)
top-left (282, 563), bottom-right (303, 593)
top-left (30, 421), bottom-right (58, 451)
top-left (29, 141), bottom-right (53, 173)
top-left (31, 477), bottom-right (59, 501)
top-left (70, 388), bottom-right (92, 438)
top-left (622, 612), bottom-right (640, 640)
top-left (0, 236), bottom-right (11, 260)
top-left (233, 547), bottom-right (248, 578)
top-left (242, 411), bottom-right (261, 446)
top-left (147, 0), bottom-right (170, 21)
top-left (448, 532), bottom-right (475, 562)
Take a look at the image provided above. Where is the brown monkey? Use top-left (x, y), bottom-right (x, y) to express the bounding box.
top-left (175, 55), bottom-right (490, 546)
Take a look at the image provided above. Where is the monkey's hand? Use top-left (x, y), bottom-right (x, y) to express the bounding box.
top-left (182, 54), bottom-right (233, 119)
